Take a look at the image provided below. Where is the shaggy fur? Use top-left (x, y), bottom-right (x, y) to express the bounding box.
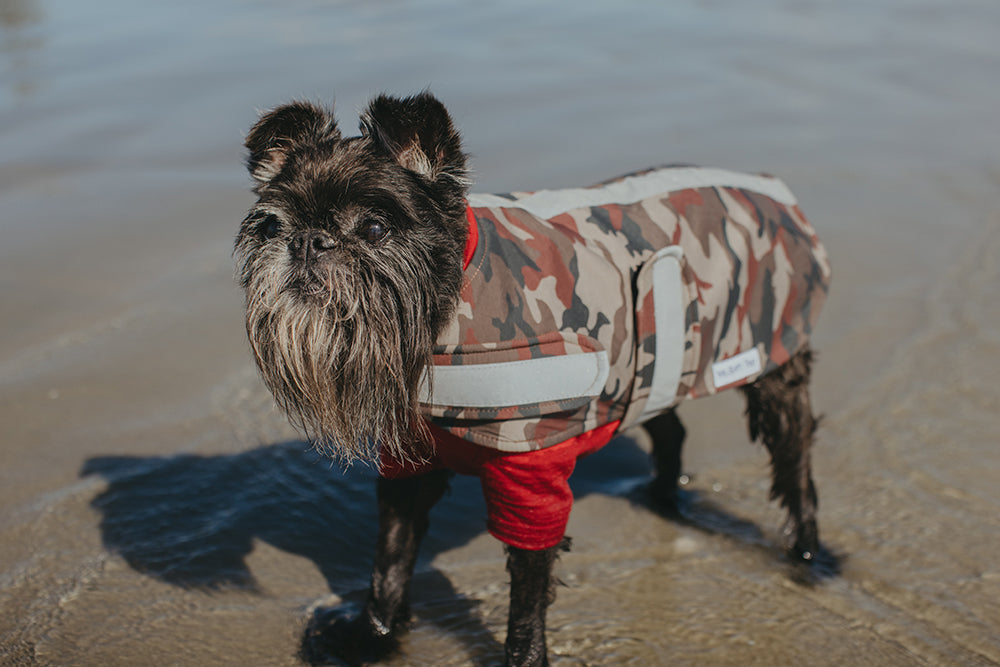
top-left (235, 94), bottom-right (469, 463)
top-left (237, 93), bottom-right (829, 667)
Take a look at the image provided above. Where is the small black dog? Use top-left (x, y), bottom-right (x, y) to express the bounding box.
top-left (235, 92), bottom-right (831, 666)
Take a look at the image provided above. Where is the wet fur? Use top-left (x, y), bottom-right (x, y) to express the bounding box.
top-left (235, 94), bottom-right (469, 463)
top-left (237, 93), bottom-right (826, 666)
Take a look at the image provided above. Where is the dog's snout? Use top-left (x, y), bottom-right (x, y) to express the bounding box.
top-left (290, 230), bottom-right (337, 262)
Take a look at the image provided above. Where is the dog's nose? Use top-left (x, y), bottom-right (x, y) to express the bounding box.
top-left (290, 230), bottom-right (337, 262)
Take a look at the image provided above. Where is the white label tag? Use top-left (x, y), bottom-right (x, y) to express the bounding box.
top-left (711, 348), bottom-right (762, 389)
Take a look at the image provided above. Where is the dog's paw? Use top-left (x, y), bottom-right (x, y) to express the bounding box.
top-left (787, 542), bottom-right (843, 585)
top-left (789, 517), bottom-right (840, 569)
top-left (299, 603), bottom-right (401, 666)
top-left (635, 476), bottom-right (694, 519)
top-left (790, 522), bottom-right (820, 564)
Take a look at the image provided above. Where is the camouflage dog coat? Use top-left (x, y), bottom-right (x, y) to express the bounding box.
top-left (386, 165), bottom-right (831, 549)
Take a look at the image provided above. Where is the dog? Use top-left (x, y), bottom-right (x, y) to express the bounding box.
top-left (234, 92), bottom-right (831, 666)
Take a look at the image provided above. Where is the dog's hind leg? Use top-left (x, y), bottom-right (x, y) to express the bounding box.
top-left (740, 347), bottom-right (820, 562)
top-left (504, 539), bottom-right (567, 667)
top-left (645, 409), bottom-right (686, 514)
top-left (304, 468), bottom-right (450, 664)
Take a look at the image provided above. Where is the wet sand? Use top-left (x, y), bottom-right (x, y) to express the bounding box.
top-left (2, 0), bottom-right (999, 664)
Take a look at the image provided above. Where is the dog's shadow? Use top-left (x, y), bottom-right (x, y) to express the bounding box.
top-left (82, 441), bottom-right (505, 664)
top-left (81, 435), bottom-right (838, 665)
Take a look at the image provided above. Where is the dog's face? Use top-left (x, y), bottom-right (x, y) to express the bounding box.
top-left (234, 93), bottom-right (469, 463)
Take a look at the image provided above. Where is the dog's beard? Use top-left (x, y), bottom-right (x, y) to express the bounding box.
top-left (240, 244), bottom-right (436, 465)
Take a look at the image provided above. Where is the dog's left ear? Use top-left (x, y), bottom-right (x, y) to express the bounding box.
top-left (360, 92), bottom-right (468, 185)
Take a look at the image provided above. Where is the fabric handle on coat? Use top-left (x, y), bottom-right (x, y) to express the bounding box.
top-left (638, 246), bottom-right (686, 420)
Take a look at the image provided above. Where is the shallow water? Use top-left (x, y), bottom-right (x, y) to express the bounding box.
top-left (2, 0), bottom-right (999, 664)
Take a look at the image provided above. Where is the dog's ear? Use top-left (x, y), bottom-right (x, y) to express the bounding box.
top-left (360, 92), bottom-right (468, 184)
top-left (245, 102), bottom-right (340, 186)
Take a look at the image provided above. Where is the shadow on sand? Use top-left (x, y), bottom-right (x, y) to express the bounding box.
top-left (81, 433), bottom-right (839, 664)
top-left (81, 441), bottom-right (502, 664)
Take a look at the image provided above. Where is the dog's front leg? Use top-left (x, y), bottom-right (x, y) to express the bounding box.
top-left (365, 469), bottom-right (450, 636)
top-left (305, 469), bottom-right (449, 664)
top-left (504, 541), bottom-right (564, 667)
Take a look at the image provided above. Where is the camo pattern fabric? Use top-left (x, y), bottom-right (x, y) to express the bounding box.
top-left (419, 166), bottom-right (831, 452)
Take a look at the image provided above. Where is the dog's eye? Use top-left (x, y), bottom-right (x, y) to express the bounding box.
top-left (363, 220), bottom-right (389, 244)
top-left (258, 214), bottom-right (280, 240)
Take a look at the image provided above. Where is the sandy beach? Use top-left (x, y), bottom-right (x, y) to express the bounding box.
top-left (2, 0), bottom-right (999, 664)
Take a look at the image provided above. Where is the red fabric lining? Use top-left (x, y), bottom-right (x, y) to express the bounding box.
top-left (462, 203), bottom-right (478, 270)
top-left (381, 421), bottom-right (620, 550)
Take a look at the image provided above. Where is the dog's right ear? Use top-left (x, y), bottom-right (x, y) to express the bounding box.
top-left (245, 102), bottom-right (340, 187)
